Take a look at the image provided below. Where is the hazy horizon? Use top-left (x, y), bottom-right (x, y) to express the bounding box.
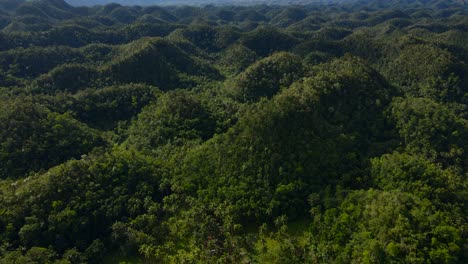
top-left (64, 0), bottom-right (316, 6)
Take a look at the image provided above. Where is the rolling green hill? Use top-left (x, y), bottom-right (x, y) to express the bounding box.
top-left (0, 0), bottom-right (466, 263)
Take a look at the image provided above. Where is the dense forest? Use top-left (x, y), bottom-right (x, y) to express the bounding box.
top-left (0, 0), bottom-right (467, 263)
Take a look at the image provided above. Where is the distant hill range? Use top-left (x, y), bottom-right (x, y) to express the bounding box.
top-left (64, 0), bottom-right (313, 6)
top-left (63, 0), bottom-right (468, 7)
top-left (1, 0), bottom-right (465, 11)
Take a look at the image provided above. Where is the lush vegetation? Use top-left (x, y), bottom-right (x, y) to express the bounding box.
top-left (0, 0), bottom-right (467, 263)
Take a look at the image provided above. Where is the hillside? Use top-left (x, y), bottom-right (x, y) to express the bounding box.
top-left (0, 0), bottom-right (467, 263)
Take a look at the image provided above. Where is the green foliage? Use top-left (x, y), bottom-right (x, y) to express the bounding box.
top-left (0, 71), bottom-right (23, 87)
top-left (0, 149), bottom-right (163, 260)
top-left (220, 44), bottom-right (257, 74)
top-left (126, 91), bottom-right (216, 152)
top-left (72, 84), bottom-right (160, 129)
top-left (79, 43), bottom-right (114, 64)
top-left (109, 6), bottom-right (137, 24)
top-left (240, 27), bottom-right (299, 57)
top-left (287, 56), bottom-right (398, 161)
top-left (101, 37), bottom-right (221, 90)
top-left (35, 63), bottom-right (99, 93)
top-left (0, 1), bottom-right (467, 263)
top-left (233, 52), bottom-right (305, 101)
top-left (385, 44), bottom-right (466, 102)
top-left (371, 151), bottom-right (467, 207)
top-left (175, 59), bottom-right (389, 223)
top-left (168, 25), bottom-right (240, 52)
top-left (0, 46), bottom-right (84, 78)
top-left (0, 98), bottom-right (105, 178)
top-left (0, 247), bottom-right (62, 264)
top-left (389, 97), bottom-right (467, 167)
top-left (309, 189), bottom-right (464, 264)
top-left (271, 7), bottom-right (307, 28)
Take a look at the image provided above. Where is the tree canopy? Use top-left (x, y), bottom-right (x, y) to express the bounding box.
top-left (0, 0), bottom-right (467, 263)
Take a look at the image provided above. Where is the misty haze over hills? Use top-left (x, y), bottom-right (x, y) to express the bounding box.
top-left (1, 0), bottom-right (464, 9)
top-left (64, 0), bottom-right (325, 6)
top-left (62, 0), bottom-right (467, 7)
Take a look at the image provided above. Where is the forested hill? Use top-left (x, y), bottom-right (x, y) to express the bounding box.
top-left (0, 0), bottom-right (467, 263)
